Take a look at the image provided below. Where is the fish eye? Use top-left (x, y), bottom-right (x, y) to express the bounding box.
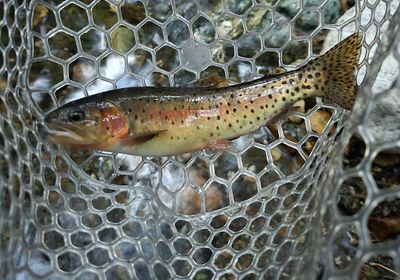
top-left (68, 109), bottom-right (85, 122)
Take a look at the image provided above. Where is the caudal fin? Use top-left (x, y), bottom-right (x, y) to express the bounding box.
top-left (315, 33), bottom-right (362, 110)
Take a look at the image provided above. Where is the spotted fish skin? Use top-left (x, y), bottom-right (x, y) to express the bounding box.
top-left (45, 33), bottom-right (362, 156)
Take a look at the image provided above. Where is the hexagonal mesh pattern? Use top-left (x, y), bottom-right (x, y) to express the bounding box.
top-left (0, 0), bottom-right (399, 279)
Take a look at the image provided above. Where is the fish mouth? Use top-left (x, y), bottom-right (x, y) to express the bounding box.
top-left (46, 124), bottom-right (89, 144)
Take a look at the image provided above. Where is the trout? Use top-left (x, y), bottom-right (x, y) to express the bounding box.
top-left (44, 33), bottom-right (362, 157)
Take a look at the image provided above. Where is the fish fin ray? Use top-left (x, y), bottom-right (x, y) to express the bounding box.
top-left (189, 76), bottom-right (229, 88)
top-left (266, 105), bottom-right (293, 125)
top-left (207, 139), bottom-right (233, 150)
top-left (262, 66), bottom-right (287, 79)
top-left (121, 131), bottom-right (167, 146)
top-left (314, 33), bottom-right (362, 110)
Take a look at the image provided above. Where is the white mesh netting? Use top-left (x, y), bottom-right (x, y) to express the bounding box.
top-left (0, 0), bottom-right (399, 279)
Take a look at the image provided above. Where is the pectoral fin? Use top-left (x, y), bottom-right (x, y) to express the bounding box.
top-left (121, 131), bottom-right (166, 146)
top-left (207, 139), bottom-right (233, 150)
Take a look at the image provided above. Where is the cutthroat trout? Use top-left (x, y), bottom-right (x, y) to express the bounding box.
top-left (45, 33), bottom-right (362, 157)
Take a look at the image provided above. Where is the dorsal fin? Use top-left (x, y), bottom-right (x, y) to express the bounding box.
top-left (262, 66), bottom-right (287, 79)
top-left (189, 76), bottom-right (229, 88)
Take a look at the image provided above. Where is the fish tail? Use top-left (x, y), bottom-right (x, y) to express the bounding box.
top-left (313, 33), bottom-right (362, 110)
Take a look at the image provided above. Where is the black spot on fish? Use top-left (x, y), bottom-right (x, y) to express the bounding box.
top-left (128, 108), bottom-right (132, 113)
top-left (298, 73), bottom-right (303, 79)
top-left (233, 108), bottom-right (237, 112)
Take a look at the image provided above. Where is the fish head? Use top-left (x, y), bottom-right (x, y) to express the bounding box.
top-left (45, 101), bottom-right (129, 148)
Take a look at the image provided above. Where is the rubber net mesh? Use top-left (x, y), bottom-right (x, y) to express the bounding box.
top-left (0, 0), bottom-right (399, 279)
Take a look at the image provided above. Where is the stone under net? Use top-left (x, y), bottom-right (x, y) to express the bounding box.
top-left (0, 0), bottom-right (399, 279)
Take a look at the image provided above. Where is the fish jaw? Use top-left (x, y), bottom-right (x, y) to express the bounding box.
top-left (46, 122), bottom-right (99, 146)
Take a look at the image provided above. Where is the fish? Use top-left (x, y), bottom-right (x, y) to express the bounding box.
top-left (44, 33), bottom-right (362, 157)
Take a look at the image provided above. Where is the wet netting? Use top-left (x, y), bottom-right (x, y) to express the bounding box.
top-left (0, 0), bottom-right (399, 279)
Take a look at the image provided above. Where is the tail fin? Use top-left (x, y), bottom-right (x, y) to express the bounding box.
top-left (314, 33), bottom-right (362, 110)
